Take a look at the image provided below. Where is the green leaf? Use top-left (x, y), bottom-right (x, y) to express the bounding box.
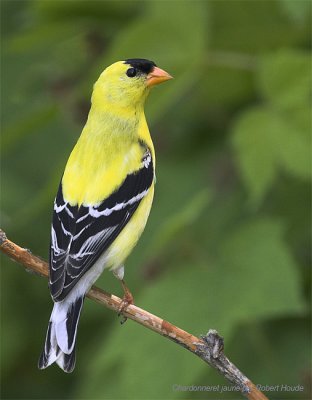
top-left (218, 218), bottom-right (304, 318)
top-left (257, 50), bottom-right (311, 109)
top-left (232, 108), bottom-right (278, 205)
top-left (279, 0), bottom-right (311, 23)
top-left (76, 219), bottom-right (303, 399)
top-left (146, 189), bottom-right (211, 260)
top-left (232, 106), bottom-right (311, 205)
top-left (276, 107), bottom-right (311, 179)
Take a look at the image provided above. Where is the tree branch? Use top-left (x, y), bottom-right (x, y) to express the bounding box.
top-left (0, 229), bottom-right (267, 400)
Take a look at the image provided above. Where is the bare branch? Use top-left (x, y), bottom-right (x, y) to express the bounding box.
top-left (0, 229), bottom-right (268, 400)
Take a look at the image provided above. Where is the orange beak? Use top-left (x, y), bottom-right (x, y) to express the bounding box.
top-left (146, 66), bottom-right (173, 87)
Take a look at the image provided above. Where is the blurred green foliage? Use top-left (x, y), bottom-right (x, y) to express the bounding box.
top-left (1, 1), bottom-right (311, 399)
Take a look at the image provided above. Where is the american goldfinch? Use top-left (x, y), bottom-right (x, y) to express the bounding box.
top-left (38, 59), bottom-right (172, 372)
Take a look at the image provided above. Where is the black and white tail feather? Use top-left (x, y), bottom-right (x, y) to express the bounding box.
top-left (38, 145), bottom-right (154, 372)
top-left (38, 296), bottom-right (84, 373)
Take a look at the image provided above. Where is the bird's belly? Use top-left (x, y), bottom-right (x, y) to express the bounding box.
top-left (106, 187), bottom-right (154, 270)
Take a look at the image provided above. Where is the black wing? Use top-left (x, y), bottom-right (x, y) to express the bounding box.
top-left (49, 148), bottom-right (154, 302)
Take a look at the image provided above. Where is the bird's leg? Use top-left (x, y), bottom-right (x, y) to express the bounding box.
top-left (118, 279), bottom-right (134, 324)
top-left (113, 267), bottom-right (134, 324)
top-left (121, 279), bottom-right (134, 305)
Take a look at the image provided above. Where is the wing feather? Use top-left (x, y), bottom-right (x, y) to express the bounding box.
top-left (49, 147), bottom-right (153, 301)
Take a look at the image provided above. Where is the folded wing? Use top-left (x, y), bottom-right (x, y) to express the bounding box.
top-left (49, 148), bottom-right (154, 301)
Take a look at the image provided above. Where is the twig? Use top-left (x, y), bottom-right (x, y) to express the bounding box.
top-left (0, 229), bottom-right (268, 400)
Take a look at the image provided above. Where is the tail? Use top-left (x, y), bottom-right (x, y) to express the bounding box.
top-left (38, 296), bottom-right (84, 373)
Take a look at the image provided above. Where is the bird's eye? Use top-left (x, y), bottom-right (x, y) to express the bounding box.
top-left (126, 68), bottom-right (137, 78)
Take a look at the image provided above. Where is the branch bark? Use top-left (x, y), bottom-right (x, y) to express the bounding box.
top-left (0, 229), bottom-right (268, 400)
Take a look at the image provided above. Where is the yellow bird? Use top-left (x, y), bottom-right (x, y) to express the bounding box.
top-left (38, 59), bottom-right (172, 372)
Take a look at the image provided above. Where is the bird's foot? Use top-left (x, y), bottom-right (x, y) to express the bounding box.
top-left (118, 280), bottom-right (134, 324)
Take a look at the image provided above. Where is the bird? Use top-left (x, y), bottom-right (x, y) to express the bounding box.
top-left (38, 58), bottom-right (172, 373)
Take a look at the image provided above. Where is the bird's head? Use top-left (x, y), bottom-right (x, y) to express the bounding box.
top-left (92, 59), bottom-right (172, 111)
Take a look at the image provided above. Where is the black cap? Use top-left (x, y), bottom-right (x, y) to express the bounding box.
top-left (124, 58), bottom-right (156, 74)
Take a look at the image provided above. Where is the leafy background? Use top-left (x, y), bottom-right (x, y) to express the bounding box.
top-left (1, 1), bottom-right (311, 399)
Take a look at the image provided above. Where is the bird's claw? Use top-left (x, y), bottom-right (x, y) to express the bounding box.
top-left (117, 279), bottom-right (134, 324)
top-left (118, 291), bottom-right (134, 324)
